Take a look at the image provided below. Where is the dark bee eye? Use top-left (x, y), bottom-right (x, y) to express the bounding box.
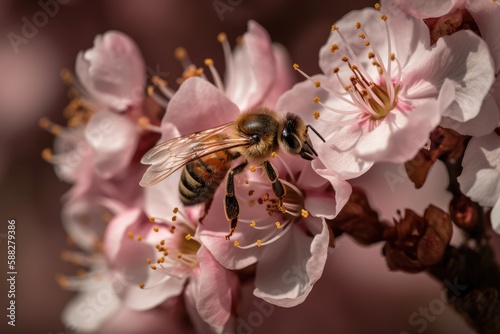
top-left (282, 127), bottom-right (301, 151)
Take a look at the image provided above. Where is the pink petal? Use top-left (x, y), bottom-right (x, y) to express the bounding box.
top-left (189, 246), bottom-right (237, 329)
top-left (225, 20), bottom-right (276, 111)
top-left (76, 31), bottom-right (145, 111)
top-left (458, 133), bottom-right (500, 207)
top-left (258, 43), bottom-right (295, 108)
top-left (440, 94), bottom-right (499, 136)
top-left (104, 208), bottom-right (185, 310)
top-left (403, 30), bottom-right (494, 123)
top-left (163, 77), bottom-right (240, 135)
top-left (253, 220), bottom-right (329, 307)
top-left (144, 169), bottom-right (184, 219)
top-left (355, 98), bottom-right (443, 163)
top-left (84, 110), bottom-right (138, 179)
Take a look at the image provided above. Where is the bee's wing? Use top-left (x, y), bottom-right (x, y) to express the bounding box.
top-left (139, 122), bottom-right (249, 187)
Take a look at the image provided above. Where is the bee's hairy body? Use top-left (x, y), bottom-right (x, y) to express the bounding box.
top-left (179, 109), bottom-right (281, 207)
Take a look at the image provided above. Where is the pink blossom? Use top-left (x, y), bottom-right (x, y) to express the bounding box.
top-left (76, 31), bottom-right (146, 112)
top-left (458, 132), bottom-right (500, 233)
top-left (389, 0), bottom-right (500, 136)
top-left (283, 2), bottom-right (493, 179)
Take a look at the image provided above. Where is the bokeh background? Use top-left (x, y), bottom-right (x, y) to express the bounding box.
top-left (0, 0), bottom-right (495, 333)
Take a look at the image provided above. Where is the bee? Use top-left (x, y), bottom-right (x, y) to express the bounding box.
top-left (139, 107), bottom-right (323, 240)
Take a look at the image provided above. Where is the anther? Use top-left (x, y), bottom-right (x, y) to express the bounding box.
top-left (355, 22), bottom-right (361, 29)
top-left (314, 81), bottom-right (321, 88)
top-left (364, 40), bottom-right (371, 46)
top-left (160, 240), bottom-right (165, 245)
top-left (341, 56), bottom-right (348, 62)
top-left (146, 258), bottom-right (152, 264)
top-left (152, 76), bottom-right (167, 87)
top-left (250, 221), bottom-right (256, 227)
top-left (41, 148), bottom-right (53, 162)
top-left (313, 97), bottom-right (320, 103)
top-left (390, 53), bottom-right (395, 61)
top-left (314, 111), bottom-right (320, 120)
top-left (170, 226), bottom-right (176, 233)
top-left (233, 240), bottom-right (240, 247)
top-left (271, 152), bottom-right (278, 158)
top-left (185, 234), bottom-right (192, 241)
top-left (381, 14), bottom-right (387, 21)
top-left (248, 190), bottom-right (255, 196)
top-left (301, 209), bottom-right (309, 218)
top-left (217, 32), bottom-right (227, 43)
top-left (150, 265), bottom-right (157, 270)
top-left (293, 63), bottom-right (299, 70)
top-left (153, 227), bottom-right (159, 232)
top-left (330, 44), bottom-right (339, 53)
top-left (358, 33), bottom-right (366, 39)
top-left (172, 215), bottom-right (177, 222)
top-left (333, 67), bottom-right (339, 73)
top-left (275, 221), bottom-right (282, 229)
top-left (368, 52), bottom-right (375, 59)
top-left (127, 231), bottom-right (134, 239)
top-left (256, 240), bottom-right (262, 247)
top-left (331, 25), bottom-right (339, 31)
top-left (177, 253), bottom-right (182, 259)
top-left (249, 166), bottom-right (256, 172)
top-left (374, 3), bottom-right (381, 10)
top-left (174, 47), bottom-right (187, 60)
top-left (173, 207), bottom-right (179, 214)
top-left (204, 58), bottom-right (214, 66)
top-left (137, 235), bottom-right (142, 242)
top-left (139, 283), bottom-right (145, 289)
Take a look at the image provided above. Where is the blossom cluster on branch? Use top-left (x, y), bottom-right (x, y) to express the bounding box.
top-left (42, 0), bottom-right (500, 333)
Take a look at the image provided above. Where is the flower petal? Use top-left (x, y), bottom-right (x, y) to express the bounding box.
top-left (163, 77), bottom-right (240, 135)
top-left (458, 133), bottom-right (500, 207)
top-left (225, 20), bottom-right (276, 110)
top-left (253, 220), bottom-right (329, 307)
top-left (389, 0), bottom-right (464, 19)
top-left (84, 110), bottom-right (138, 179)
top-left (76, 31), bottom-right (145, 111)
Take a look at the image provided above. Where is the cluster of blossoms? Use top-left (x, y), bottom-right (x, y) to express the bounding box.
top-left (44, 0), bottom-right (500, 333)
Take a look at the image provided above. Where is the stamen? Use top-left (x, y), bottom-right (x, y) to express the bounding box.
top-left (174, 47), bottom-right (192, 70)
top-left (137, 117), bottom-right (163, 134)
top-left (217, 32), bottom-right (234, 91)
top-left (204, 58), bottom-right (225, 91)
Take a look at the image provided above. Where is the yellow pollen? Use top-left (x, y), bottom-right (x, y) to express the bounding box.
top-left (358, 33), bottom-right (366, 39)
top-left (271, 151), bottom-right (278, 158)
top-left (381, 14), bottom-right (387, 21)
top-left (250, 221), bottom-right (256, 227)
top-left (314, 81), bottom-right (321, 88)
top-left (150, 265), bottom-right (157, 270)
top-left (233, 240), bottom-right (240, 247)
top-left (257, 240), bottom-right (262, 247)
top-left (331, 25), bottom-right (339, 31)
top-left (330, 44), bottom-right (339, 53)
top-left (138, 117), bottom-right (150, 127)
top-left (293, 63), bottom-right (299, 70)
top-left (146, 258), bottom-right (152, 264)
top-left (147, 86), bottom-right (156, 97)
top-left (314, 111), bottom-right (320, 120)
top-left (341, 56), bottom-right (348, 62)
top-left (127, 231), bottom-right (134, 239)
top-left (170, 226), bottom-right (176, 233)
top-left (374, 3), bottom-right (381, 10)
top-left (137, 235), bottom-right (142, 242)
top-left (217, 32), bottom-right (227, 43)
top-left (177, 253), bottom-right (183, 259)
top-left (249, 165), bottom-right (256, 172)
top-left (41, 148), bottom-right (53, 162)
top-left (174, 47), bottom-right (187, 60)
top-left (152, 75), bottom-right (167, 87)
top-left (248, 190), bottom-right (255, 196)
top-left (333, 67), bottom-right (339, 73)
top-left (391, 53), bottom-right (396, 61)
top-left (275, 221), bottom-right (282, 229)
top-left (204, 58), bottom-right (214, 66)
top-left (355, 22), bottom-right (361, 29)
top-left (173, 207), bottom-right (179, 214)
top-left (301, 209), bottom-right (309, 218)
top-left (364, 40), bottom-right (371, 46)
top-left (185, 234), bottom-right (192, 241)
top-left (139, 283), bottom-right (145, 289)
top-left (172, 215), bottom-right (177, 222)
top-left (313, 96), bottom-right (320, 103)
top-left (153, 227), bottom-right (159, 233)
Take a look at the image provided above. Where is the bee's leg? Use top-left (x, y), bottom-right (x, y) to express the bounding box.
top-left (262, 160), bottom-right (286, 208)
top-left (224, 161), bottom-right (248, 240)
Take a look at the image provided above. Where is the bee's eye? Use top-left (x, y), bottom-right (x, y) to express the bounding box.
top-left (250, 134), bottom-right (261, 144)
top-left (282, 128), bottom-right (301, 151)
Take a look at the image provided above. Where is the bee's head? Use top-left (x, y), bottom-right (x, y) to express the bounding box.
top-left (279, 113), bottom-right (323, 160)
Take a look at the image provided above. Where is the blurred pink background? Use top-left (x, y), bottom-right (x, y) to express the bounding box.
top-left (0, 0), bottom-right (494, 333)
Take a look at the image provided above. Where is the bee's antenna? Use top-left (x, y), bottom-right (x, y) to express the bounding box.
top-left (306, 125), bottom-right (325, 143)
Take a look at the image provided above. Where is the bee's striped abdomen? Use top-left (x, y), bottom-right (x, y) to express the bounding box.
top-left (179, 150), bottom-right (233, 206)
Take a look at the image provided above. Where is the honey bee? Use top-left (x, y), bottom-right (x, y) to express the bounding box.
top-left (139, 107), bottom-right (323, 240)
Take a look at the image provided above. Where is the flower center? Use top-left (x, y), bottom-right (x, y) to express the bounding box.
top-left (294, 3), bottom-right (403, 125)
